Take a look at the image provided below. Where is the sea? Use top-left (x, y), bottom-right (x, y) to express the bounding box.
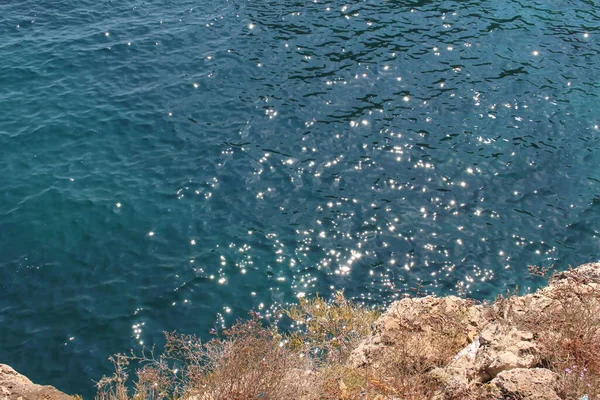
top-left (0, 0), bottom-right (599, 397)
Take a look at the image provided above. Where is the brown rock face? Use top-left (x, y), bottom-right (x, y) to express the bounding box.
top-left (350, 262), bottom-right (600, 399)
top-left (489, 368), bottom-right (560, 400)
top-left (0, 364), bottom-right (73, 400)
top-left (430, 322), bottom-right (539, 395)
top-left (348, 295), bottom-right (488, 369)
top-left (476, 322), bottom-right (538, 380)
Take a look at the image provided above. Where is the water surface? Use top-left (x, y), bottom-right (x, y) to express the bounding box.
top-left (1, 0), bottom-right (599, 396)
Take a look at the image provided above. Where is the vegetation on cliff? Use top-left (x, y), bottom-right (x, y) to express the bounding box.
top-left (94, 263), bottom-right (600, 400)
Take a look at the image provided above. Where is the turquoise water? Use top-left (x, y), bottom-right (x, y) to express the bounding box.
top-left (1, 0), bottom-right (599, 396)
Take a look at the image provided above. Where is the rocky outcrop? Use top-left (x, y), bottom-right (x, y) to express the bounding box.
top-left (489, 368), bottom-right (560, 400)
top-left (4, 262), bottom-right (599, 400)
top-left (349, 295), bottom-right (489, 369)
top-left (0, 364), bottom-right (73, 400)
top-left (349, 262), bottom-right (600, 399)
top-left (432, 322), bottom-right (539, 389)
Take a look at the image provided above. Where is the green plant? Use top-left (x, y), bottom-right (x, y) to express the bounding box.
top-left (284, 291), bottom-right (380, 364)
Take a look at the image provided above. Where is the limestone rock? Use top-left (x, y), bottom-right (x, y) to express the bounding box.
top-left (349, 262), bottom-right (600, 399)
top-left (432, 321), bottom-right (539, 396)
top-left (496, 262), bottom-right (600, 331)
top-left (349, 295), bottom-right (488, 369)
top-left (550, 261), bottom-right (600, 284)
top-left (488, 368), bottom-right (560, 400)
top-left (0, 364), bottom-right (73, 400)
top-left (477, 322), bottom-right (538, 378)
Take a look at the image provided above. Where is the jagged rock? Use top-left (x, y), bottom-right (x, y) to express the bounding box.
top-left (494, 292), bottom-right (554, 321)
top-left (550, 261), bottom-right (600, 284)
top-left (349, 295), bottom-right (488, 369)
top-left (430, 321), bottom-right (539, 396)
top-left (488, 368), bottom-right (560, 400)
top-left (478, 323), bottom-right (538, 378)
top-left (0, 364), bottom-right (73, 400)
top-left (493, 262), bottom-right (600, 321)
top-left (355, 263), bottom-right (600, 399)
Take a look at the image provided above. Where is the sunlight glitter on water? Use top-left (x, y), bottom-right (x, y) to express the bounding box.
top-left (1, 0), bottom-right (600, 396)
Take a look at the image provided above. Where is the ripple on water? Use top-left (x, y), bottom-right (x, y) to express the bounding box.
top-left (0, 0), bottom-right (600, 397)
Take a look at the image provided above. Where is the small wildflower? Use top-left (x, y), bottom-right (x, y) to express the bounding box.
top-left (565, 368), bottom-right (572, 374)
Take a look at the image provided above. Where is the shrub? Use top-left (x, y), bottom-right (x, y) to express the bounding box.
top-left (96, 314), bottom-right (316, 400)
top-left (96, 271), bottom-right (600, 400)
top-left (283, 291), bottom-right (380, 364)
top-left (96, 295), bottom-right (378, 400)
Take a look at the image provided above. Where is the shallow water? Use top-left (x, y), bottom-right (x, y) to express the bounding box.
top-left (1, 0), bottom-right (599, 396)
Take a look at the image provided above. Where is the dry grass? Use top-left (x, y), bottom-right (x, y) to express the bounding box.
top-left (96, 313), bottom-right (321, 400)
top-left (517, 269), bottom-right (600, 399)
top-left (356, 300), bottom-right (477, 400)
top-left (96, 271), bottom-right (600, 400)
top-left (96, 294), bottom-right (379, 400)
top-left (486, 265), bottom-right (600, 399)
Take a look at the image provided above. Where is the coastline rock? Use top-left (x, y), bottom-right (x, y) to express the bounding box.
top-left (433, 322), bottom-right (539, 393)
top-left (0, 364), bottom-right (73, 400)
top-left (550, 262), bottom-right (600, 284)
top-left (488, 368), bottom-right (560, 400)
top-left (497, 262), bottom-right (600, 322)
top-left (4, 262), bottom-right (600, 400)
top-left (351, 262), bottom-right (600, 399)
top-left (349, 295), bottom-right (488, 369)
